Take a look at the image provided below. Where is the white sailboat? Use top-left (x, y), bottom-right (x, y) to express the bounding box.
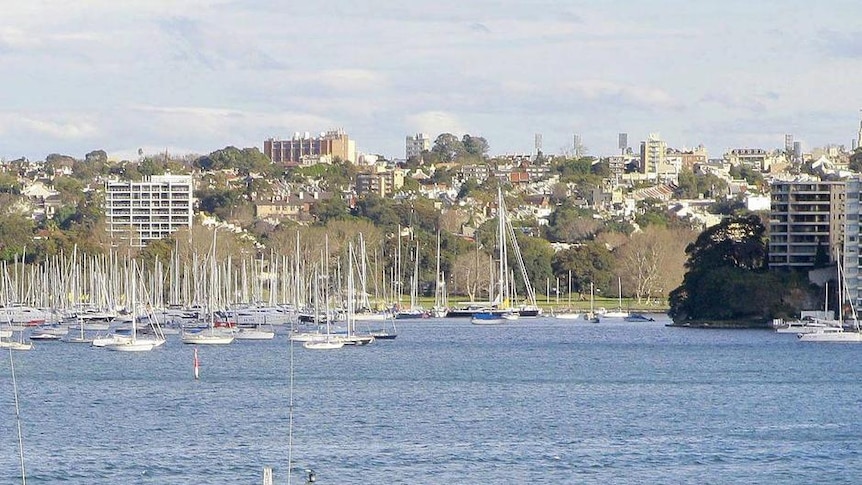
top-left (583, 282), bottom-right (600, 323)
top-left (431, 231), bottom-right (448, 318)
top-left (0, 279), bottom-right (33, 351)
top-left (234, 324), bottom-right (276, 340)
top-left (553, 271), bottom-right (581, 320)
top-left (104, 265), bottom-right (163, 352)
top-left (182, 228), bottom-right (235, 345)
top-left (799, 248), bottom-right (862, 342)
top-left (303, 263), bottom-right (344, 350)
top-left (602, 277), bottom-right (630, 319)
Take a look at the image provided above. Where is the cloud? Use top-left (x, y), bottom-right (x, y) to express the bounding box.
top-left (0, 112), bottom-right (100, 140)
top-left (130, 104), bottom-right (335, 143)
top-left (405, 111), bottom-right (467, 138)
top-left (316, 69), bottom-right (387, 92)
top-left (562, 80), bottom-right (681, 111)
top-left (817, 30), bottom-right (862, 58)
top-left (469, 23), bottom-right (491, 34)
top-left (156, 15), bottom-right (285, 70)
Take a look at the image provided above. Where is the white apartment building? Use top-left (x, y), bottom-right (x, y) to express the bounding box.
top-left (105, 174), bottom-right (194, 247)
top-left (406, 133), bottom-right (431, 160)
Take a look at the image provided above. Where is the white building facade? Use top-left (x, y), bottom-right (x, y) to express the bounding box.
top-left (105, 174), bottom-right (194, 247)
top-left (406, 133), bottom-right (431, 160)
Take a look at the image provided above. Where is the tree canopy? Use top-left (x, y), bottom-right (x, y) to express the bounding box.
top-left (668, 214), bottom-right (805, 324)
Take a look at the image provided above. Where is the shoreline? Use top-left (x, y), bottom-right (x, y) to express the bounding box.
top-left (665, 320), bottom-right (772, 329)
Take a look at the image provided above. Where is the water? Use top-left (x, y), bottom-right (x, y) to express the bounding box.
top-left (1, 315), bottom-right (862, 484)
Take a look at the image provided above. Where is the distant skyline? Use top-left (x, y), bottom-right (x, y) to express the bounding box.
top-left (2, 0), bottom-right (862, 162)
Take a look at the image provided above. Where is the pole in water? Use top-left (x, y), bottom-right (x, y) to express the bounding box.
top-left (193, 348), bottom-right (200, 380)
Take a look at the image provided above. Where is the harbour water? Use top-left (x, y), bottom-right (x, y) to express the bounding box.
top-left (1, 315), bottom-right (861, 484)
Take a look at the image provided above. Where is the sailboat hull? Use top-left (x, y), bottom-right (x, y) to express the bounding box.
top-left (0, 341), bottom-right (33, 351)
top-left (303, 339), bottom-right (345, 350)
top-left (797, 329), bottom-right (862, 342)
top-left (517, 308), bottom-right (542, 317)
top-left (104, 341), bottom-right (157, 352)
top-left (234, 329), bottom-right (275, 340)
top-left (471, 312), bottom-right (508, 325)
top-left (182, 334), bottom-right (235, 345)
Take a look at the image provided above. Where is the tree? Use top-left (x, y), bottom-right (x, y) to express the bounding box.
top-left (668, 214), bottom-right (789, 324)
top-left (431, 133), bottom-right (464, 163)
top-left (617, 226), bottom-right (695, 304)
top-left (195, 146), bottom-right (272, 175)
top-left (675, 168), bottom-right (729, 199)
top-left (850, 148), bottom-right (862, 172)
top-left (0, 213), bottom-right (35, 262)
top-left (546, 203), bottom-right (601, 242)
top-left (462, 135), bottom-right (489, 158)
top-left (449, 247), bottom-right (492, 300)
top-left (310, 196), bottom-right (350, 224)
top-left (684, 214), bottom-right (766, 272)
top-left (551, 242), bottom-right (615, 294)
top-left (511, 232), bottom-right (554, 297)
top-left (353, 194), bottom-right (401, 229)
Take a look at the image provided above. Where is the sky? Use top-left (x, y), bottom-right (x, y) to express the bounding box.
top-left (2, 0), bottom-right (862, 162)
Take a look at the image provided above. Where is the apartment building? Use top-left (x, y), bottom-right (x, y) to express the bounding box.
top-left (724, 148), bottom-right (773, 172)
top-left (264, 129), bottom-right (356, 166)
top-left (355, 169), bottom-right (405, 197)
top-left (105, 174), bottom-right (194, 248)
top-left (406, 133), bottom-right (430, 160)
top-left (639, 133), bottom-right (668, 177)
top-left (843, 177), bottom-right (862, 310)
top-left (768, 179), bottom-right (845, 269)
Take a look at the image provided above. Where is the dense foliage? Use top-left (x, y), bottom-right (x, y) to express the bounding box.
top-left (668, 215), bottom-right (809, 324)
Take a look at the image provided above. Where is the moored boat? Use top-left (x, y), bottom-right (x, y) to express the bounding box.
top-left (303, 337), bottom-right (344, 350)
top-left (471, 311), bottom-right (507, 325)
top-left (553, 311), bottom-right (582, 320)
top-left (624, 313), bottom-right (656, 322)
top-left (797, 326), bottom-right (862, 342)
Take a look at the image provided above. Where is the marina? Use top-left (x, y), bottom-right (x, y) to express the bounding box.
top-left (0, 315), bottom-right (860, 483)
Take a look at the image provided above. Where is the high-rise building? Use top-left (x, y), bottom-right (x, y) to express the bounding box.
top-left (856, 114), bottom-right (862, 150)
top-left (768, 178), bottom-right (845, 269)
top-left (785, 134), bottom-right (794, 154)
top-left (264, 129), bottom-right (356, 166)
top-left (573, 133), bottom-right (583, 158)
top-left (104, 174), bottom-right (194, 248)
top-left (639, 133), bottom-right (667, 176)
top-left (406, 133), bottom-right (430, 160)
top-left (618, 133), bottom-right (628, 154)
top-left (844, 176), bottom-right (862, 309)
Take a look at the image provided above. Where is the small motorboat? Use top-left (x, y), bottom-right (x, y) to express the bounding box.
top-left (624, 313), bottom-right (655, 322)
top-left (30, 332), bottom-right (63, 341)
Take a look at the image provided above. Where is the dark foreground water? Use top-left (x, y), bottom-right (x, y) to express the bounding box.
top-left (1, 315), bottom-right (861, 484)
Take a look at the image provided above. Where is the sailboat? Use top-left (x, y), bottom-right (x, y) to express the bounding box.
top-left (431, 231), bottom-right (448, 318)
top-left (395, 240), bottom-right (427, 319)
top-left (470, 187), bottom-right (539, 324)
top-left (303, 263), bottom-right (345, 350)
top-left (554, 271), bottom-right (581, 320)
top-left (182, 228), bottom-right (235, 345)
top-left (0, 296), bottom-right (33, 350)
top-left (799, 248), bottom-right (862, 342)
top-left (7, 324), bottom-right (28, 483)
top-left (234, 323), bottom-right (276, 340)
top-left (583, 282), bottom-right (600, 323)
top-left (602, 277), bottom-right (630, 319)
top-left (104, 264), bottom-right (164, 352)
top-left (0, 329), bottom-right (33, 351)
